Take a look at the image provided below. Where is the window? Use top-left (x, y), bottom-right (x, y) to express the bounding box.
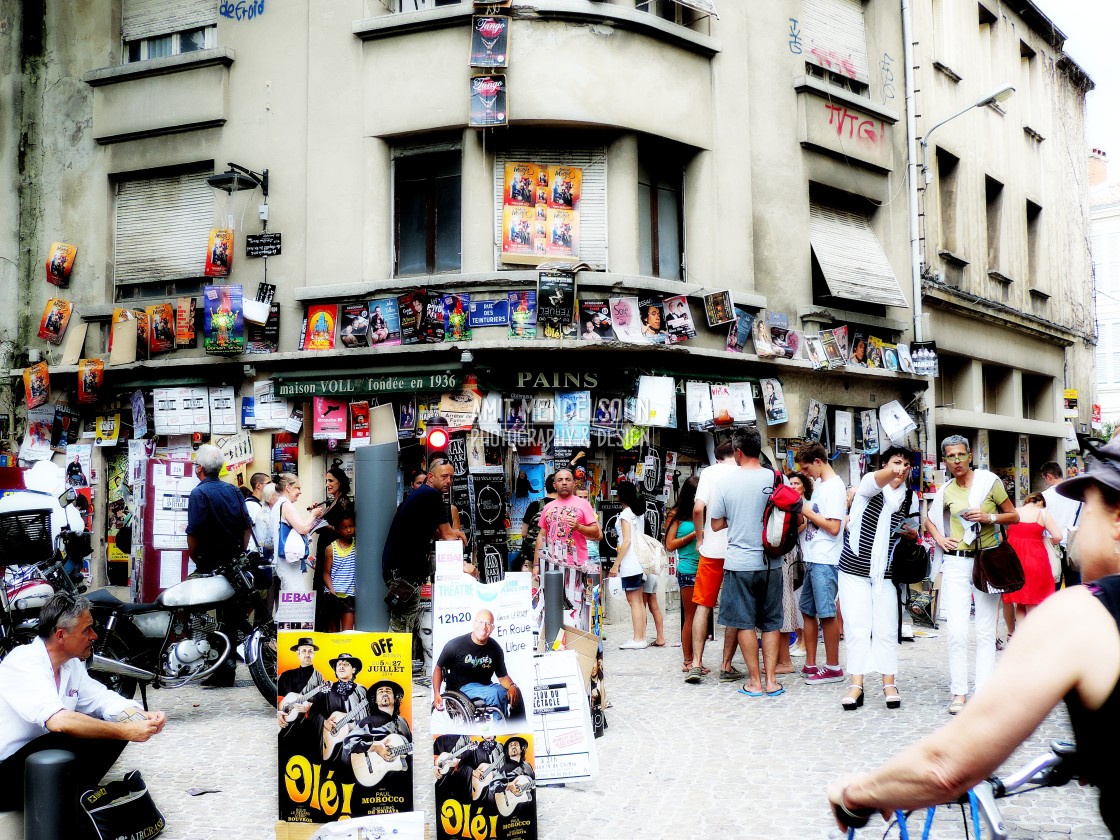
top-left (122, 0), bottom-right (217, 63)
top-left (113, 168), bottom-right (215, 300)
top-left (978, 4), bottom-right (998, 95)
top-left (935, 148), bottom-right (961, 255)
top-left (635, 0), bottom-right (708, 27)
top-left (395, 0), bottom-right (462, 11)
top-left (799, 0), bottom-right (871, 97)
top-left (395, 151), bottom-right (462, 276)
top-left (1026, 199), bottom-right (1044, 293)
top-left (1019, 41), bottom-right (1036, 126)
top-left (638, 158), bottom-right (683, 280)
top-left (985, 175), bottom-right (1003, 272)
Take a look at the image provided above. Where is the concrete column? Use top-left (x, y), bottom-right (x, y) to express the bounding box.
top-left (461, 129), bottom-right (493, 272)
top-left (363, 137), bottom-right (393, 281)
top-left (606, 134), bottom-right (640, 274)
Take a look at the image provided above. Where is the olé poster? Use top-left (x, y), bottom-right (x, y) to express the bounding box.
top-left (431, 573), bottom-right (538, 840)
top-left (277, 631), bottom-right (414, 824)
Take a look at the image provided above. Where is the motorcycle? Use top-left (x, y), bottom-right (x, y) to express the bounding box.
top-left (86, 551), bottom-right (278, 708)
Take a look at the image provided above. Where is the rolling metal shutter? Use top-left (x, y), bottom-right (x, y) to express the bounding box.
top-left (114, 171), bottom-right (215, 285)
top-left (800, 0), bottom-right (870, 84)
top-left (809, 203), bottom-right (907, 307)
top-left (493, 147), bottom-right (608, 270)
top-left (122, 0), bottom-right (218, 42)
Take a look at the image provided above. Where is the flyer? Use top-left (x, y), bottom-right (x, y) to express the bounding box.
top-left (805, 334), bottom-right (829, 370)
top-left (637, 297), bottom-right (668, 345)
top-left (277, 631), bottom-right (414, 823)
top-left (203, 285), bottom-right (244, 356)
top-left (51, 405), bottom-right (81, 450)
top-left (77, 359), bottom-right (103, 405)
top-left (470, 15), bottom-right (510, 67)
top-left (305, 304), bottom-right (338, 351)
top-left (663, 295), bottom-right (696, 343)
top-left (246, 302), bottom-right (280, 354)
top-left (64, 444), bottom-right (92, 488)
top-left (146, 302), bottom-right (175, 354)
top-left (849, 332), bottom-right (868, 367)
top-left (726, 308), bottom-right (754, 353)
top-left (208, 385), bottom-right (237, 435)
top-left (23, 362), bottom-right (49, 409)
top-left (608, 297), bottom-right (643, 344)
top-left (508, 291), bottom-right (537, 339)
top-left (46, 241), bottom-right (77, 287)
top-left (175, 296), bottom-right (197, 348)
top-left (685, 382), bottom-right (714, 432)
top-left (37, 298), bottom-right (72, 344)
top-left (421, 296), bottom-right (446, 343)
top-left (578, 300), bottom-right (614, 341)
top-left (804, 399), bottom-right (827, 442)
top-left (753, 316), bottom-right (775, 358)
top-left (760, 378), bottom-right (788, 425)
top-left (430, 573), bottom-right (538, 840)
top-left (443, 293), bottom-right (472, 341)
top-left (397, 291), bottom-right (426, 345)
top-left (702, 290), bottom-right (734, 327)
top-left (340, 303), bottom-right (370, 348)
top-left (469, 74), bottom-right (507, 128)
top-left (350, 402), bottom-right (371, 450)
top-left (538, 271), bottom-right (576, 335)
top-left (313, 397), bottom-right (348, 440)
top-left (204, 227), bottom-right (234, 277)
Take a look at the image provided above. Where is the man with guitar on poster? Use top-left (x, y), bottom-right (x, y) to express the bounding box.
top-left (311, 653), bottom-right (368, 762)
top-left (432, 734), bottom-right (503, 804)
top-left (343, 680), bottom-right (413, 787)
top-left (276, 637), bottom-right (328, 729)
top-left (490, 736), bottom-right (536, 817)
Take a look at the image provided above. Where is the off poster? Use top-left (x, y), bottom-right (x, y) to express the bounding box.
top-left (277, 630), bottom-right (414, 824)
top-left (431, 572), bottom-right (538, 840)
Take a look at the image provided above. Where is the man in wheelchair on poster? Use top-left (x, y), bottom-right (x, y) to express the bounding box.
top-left (432, 609), bottom-right (525, 723)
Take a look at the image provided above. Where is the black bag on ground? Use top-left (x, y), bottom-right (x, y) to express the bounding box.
top-left (81, 770), bottom-right (166, 840)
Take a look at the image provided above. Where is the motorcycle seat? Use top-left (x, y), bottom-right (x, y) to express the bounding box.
top-left (86, 588), bottom-right (163, 614)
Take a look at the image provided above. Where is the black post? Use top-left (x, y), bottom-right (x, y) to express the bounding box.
top-left (25, 749), bottom-right (76, 840)
top-left (543, 568), bottom-right (564, 647)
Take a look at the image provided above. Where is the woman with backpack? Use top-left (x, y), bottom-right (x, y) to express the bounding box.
top-left (610, 480), bottom-right (665, 650)
top-left (664, 475), bottom-right (701, 670)
top-left (836, 447), bottom-right (920, 711)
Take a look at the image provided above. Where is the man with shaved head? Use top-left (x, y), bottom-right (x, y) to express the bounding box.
top-left (534, 468), bottom-right (602, 574)
top-left (432, 609), bottom-right (523, 721)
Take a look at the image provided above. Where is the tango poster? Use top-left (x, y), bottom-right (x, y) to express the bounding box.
top-left (277, 630), bottom-right (414, 824)
top-left (431, 572), bottom-right (538, 840)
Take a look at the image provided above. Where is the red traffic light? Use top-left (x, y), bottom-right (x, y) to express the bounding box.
top-left (426, 427), bottom-right (449, 452)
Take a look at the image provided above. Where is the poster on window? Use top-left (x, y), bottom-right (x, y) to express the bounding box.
top-left (502, 163), bottom-right (581, 263)
top-left (554, 390), bottom-right (591, 447)
top-left (470, 15), bottom-right (510, 67)
top-left (469, 74), bottom-right (507, 128)
top-left (277, 630), bottom-right (414, 823)
top-left (46, 241), bottom-right (77, 287)
top-left (204, 228), bottom-right (234, 277)
top-left (430, 573), bottom-right (538, 840)
top-left (203, 285), bottom-right (245, 356)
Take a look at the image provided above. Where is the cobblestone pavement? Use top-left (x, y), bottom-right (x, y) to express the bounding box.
top-left (110, 608), bottom-right (1107, 840)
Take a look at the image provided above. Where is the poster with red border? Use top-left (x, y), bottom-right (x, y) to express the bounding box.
top-left (304, 305), bottom-right (338, 351)
top-left (312, 397), bottom-right (348, 441)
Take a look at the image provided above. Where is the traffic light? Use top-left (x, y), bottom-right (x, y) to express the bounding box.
top-left (424, 416), bottom-right (450, 464)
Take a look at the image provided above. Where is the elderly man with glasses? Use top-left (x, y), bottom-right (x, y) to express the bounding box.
top-left (382, 457), bottom-right (474, 668)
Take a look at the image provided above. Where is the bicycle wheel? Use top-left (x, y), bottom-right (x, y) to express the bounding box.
top-left (248, 623), bottom-right (278, 705)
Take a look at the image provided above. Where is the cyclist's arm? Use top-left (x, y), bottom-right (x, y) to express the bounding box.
top-left (830, 586), bottom-right (1118, 816)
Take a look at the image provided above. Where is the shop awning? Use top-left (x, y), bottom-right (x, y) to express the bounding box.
top-left (809, 203), bottom-right (908, 308)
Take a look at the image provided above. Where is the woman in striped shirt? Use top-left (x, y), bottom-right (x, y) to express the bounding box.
top-left (837, 447), bottom-right (919, 711)
top-left (324, 513), bottom-right (357, 631)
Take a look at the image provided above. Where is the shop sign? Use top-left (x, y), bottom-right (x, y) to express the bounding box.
top-left (276, 372), bottom-right (460, 397)
top-left (244, 232), bottom-right (281, 258)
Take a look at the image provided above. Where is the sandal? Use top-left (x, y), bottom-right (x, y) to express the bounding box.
top-left (948, 697), bottom-right (966, 715)
top-left (841, 686), bottom-right (864, 711)
top-left (884, 684), bottom-right (901, 710)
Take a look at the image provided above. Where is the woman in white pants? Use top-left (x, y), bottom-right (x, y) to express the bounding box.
top-left (272, 472), bottom-right (319, 593)
top-left (837, 448), bottom-right (919, 710)
top-left (924, 434), bottom-right (1018, 715)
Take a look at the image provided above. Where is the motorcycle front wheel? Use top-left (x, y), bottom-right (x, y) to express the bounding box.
top-left (90, 635), bottom-right (139, 700)
top-left (247, 622), bottom-right (278, 705)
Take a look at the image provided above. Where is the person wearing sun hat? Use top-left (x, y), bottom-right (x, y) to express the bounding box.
top-left (277, 637), bottom-right (327, 723)
top-left (310, 652), bottom-right (368, 743)
top-left (344, 678), bottom-right (412, 770)
top-left (827, 438), bottom-right (1120, 837)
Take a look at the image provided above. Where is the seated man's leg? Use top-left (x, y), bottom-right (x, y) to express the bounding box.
top-left (0, 733), bottom-right (128, 811)
top-left (456, 681), bottom-right (509, 708)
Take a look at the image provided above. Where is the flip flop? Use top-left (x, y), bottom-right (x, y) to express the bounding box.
top-left (766, 687), bottom-right (786, 697)
top-left (737, 687), bottom-right (765, 698)
top-left (650, 641), bottom-right (666, 647)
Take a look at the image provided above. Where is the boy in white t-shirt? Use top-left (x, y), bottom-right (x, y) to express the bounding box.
top-left (795, 442), bottom-right (848, 684)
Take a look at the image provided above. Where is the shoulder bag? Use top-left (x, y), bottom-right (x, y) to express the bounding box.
top-left (889, 487), bottom-right (930, 585)
top-left (972, 524), bottom-right (1025, 595)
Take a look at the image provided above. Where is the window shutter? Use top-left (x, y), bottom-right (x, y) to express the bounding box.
top-left (122, 0), bottom-right (218, 42)
top-left (809, 202), bottom-right (907, 308)
top-left (494, 147), bottom-right (608, 270)
top-left (114, 171), bottom-right (215, 285)
top-left (800, 0), bottom-right (870, 84)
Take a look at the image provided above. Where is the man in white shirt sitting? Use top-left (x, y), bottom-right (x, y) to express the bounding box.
top-left (0, 592), bottom-right (165, 812)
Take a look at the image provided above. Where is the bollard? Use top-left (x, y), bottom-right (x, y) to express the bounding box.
top-left (543, 569), bottom-right (564, 647)
top-left (25, 749), bottom-right (76, 840)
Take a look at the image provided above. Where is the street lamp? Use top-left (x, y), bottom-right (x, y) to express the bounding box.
top-left (207, 162), bottom-right (269, 197)
top-left (920, 84), bottom-right (1015, 183)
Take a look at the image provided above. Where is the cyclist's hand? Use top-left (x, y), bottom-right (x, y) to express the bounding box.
top-left (827, 779), bottom-right (878, 830)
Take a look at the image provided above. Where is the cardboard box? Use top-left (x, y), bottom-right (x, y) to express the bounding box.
top-left (538, 624), bottom-right (601, 693)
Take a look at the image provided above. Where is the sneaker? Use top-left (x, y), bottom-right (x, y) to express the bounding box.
top-left (619, 639), bottom-right (649, 650)
top-left (684, 666), bottom-right (704, 684)
top-left (805, 666), bottom-right (845, 685)
top-left (789, 645), bottom-right (807, 658)
top-left (719, 666), bottom-right (746, 682)
top-left (800, 665), bottom-right (820, 677)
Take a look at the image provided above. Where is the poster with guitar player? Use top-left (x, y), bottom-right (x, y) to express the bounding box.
top-left (431, 572), bottom-right (538, 840)
top-left (277, 631), bottom-right (414, 823)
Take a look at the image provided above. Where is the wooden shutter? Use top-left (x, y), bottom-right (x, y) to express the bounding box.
top-left (114, 171), bottom-right (215, 285)
top-left (122, 0), bottom-right (218, 42)
top-left (800, 0), bottom-right (870, 84)
top-left (493, 147), bottom-right (608, 270)
top-left (809, 202), bottom-right (907, 307)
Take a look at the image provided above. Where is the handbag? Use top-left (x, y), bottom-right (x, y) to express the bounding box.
top-left (383, 576), bottom-right (420, 608)
top-left (889, 537), bottom-right (930, 585)
top-left (81, 770), bottom-right (166, 840)
top-left (788, 547), bottom-right (806, 592)
top-left (1044, 537), bottom-right (1062, 583)
top-left (972, 528), bottom-right (1025, 595)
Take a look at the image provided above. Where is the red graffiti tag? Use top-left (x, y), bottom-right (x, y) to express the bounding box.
top-left (824, 103), bottom-right (885, 145)
top-left (810, 47), bottom-right (857, 79)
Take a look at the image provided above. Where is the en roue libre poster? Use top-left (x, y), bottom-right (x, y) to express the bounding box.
top-left (278, 631), bottom-right (414, 824)
top-left (431, 572), bottom-right (538, 840)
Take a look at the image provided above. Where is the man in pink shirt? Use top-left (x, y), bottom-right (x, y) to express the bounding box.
top-left (535, 469), bottom-right (603, 572)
